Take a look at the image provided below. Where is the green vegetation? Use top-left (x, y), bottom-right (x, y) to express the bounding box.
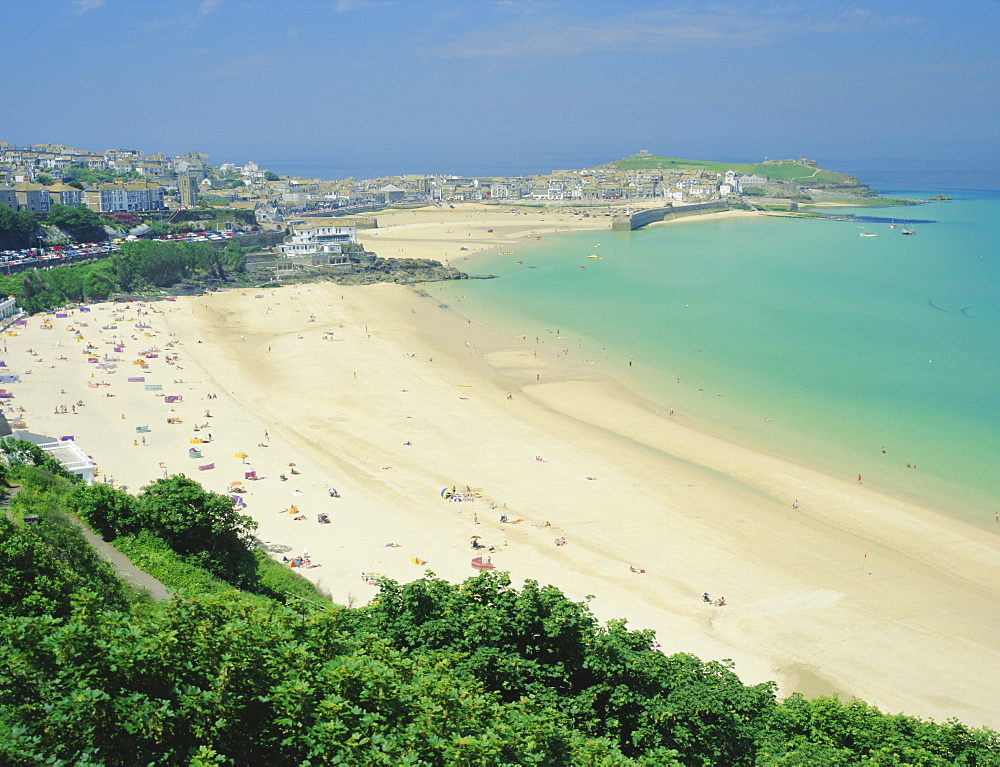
top-left (837, 197), bottom-right (923, 207)
top-left (602, 154), bottom-right (860, 187)
top-left (930, 194), bottom-right (953, 200)
top-left (0, 435), bottom-right (996, 763)
top-left (45, 203), bottom-right (106, 242)
top-left (70, 476), bottom-right (259, 589)
top-left (0, 204), bottom-right (39, 249)
top-left (0, 238), bottom-right (247, 314)
top-left (0, 439), bottom-right (132, 620)
top-left (63, 164), bottom-right (142, 187)
top-left (170, 206), bottom-right (257, 227)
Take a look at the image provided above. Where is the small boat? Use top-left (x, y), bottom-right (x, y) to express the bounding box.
top-left (501, 251), bottom-right (514, 255)
top-left (901, 229), bottom-right (916, 235)
top-left (860, 231), bottom-right (878, 237)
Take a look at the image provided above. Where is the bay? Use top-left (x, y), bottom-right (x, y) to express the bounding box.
top-left (425, 190), bottom-right (1000, 525)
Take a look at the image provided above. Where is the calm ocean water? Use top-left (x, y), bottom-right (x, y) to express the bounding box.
top-left (423, 181), bottom-right (1000, 524)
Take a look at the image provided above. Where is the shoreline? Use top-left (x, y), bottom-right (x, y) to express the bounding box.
top-left (6, 281), bottom-right (1000, 729)
top-left (420, 204), bottom-right (1000, 531)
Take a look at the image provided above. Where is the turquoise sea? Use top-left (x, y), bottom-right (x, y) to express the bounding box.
top-left (425, 178), bottom-right (1000, 525)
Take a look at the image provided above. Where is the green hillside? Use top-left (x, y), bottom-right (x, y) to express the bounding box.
top-left (600, 154), bottom-right (861, 187)
top-left (2, 439), bottom-right (998, 764)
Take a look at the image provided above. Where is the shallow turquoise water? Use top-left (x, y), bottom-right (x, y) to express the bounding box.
top-left (425, 192), bottom-right (1000, 523)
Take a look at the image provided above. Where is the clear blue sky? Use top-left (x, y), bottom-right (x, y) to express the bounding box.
top-left (4, 0), bottom-right (999, 178)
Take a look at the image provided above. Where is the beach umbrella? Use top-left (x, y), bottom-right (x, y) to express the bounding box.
top-left (229, 480), bottom-right (242, 486)
top-left (234, 451), bottom-right (248, 464)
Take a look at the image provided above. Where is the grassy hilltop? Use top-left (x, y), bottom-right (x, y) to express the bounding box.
top-left (600, 154), bottom-right (863, 188)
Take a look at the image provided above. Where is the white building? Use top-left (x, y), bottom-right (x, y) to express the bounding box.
top-left (278, 224), bottom-right (357, 262)
top-left (26, 437), bottom-right (96, 485)
top-left (84, 182), bottom-right (165, 213)
top-left (0, 297), bottom-right (19, 321)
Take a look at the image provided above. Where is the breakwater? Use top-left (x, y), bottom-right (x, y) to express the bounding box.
top-left (611, 201), bottom-right (729, 231)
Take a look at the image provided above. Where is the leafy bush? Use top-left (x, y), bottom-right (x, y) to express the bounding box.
top-left (0, 515), bottom-right (130, 618)
top-left (0, 203), bottom-right (39, 249)
top-left (0, 594), bottom-right (645, 766)
top-left (341, 572), bottom-right (774, 764)
top-left (70, 476), bottom-right (259, 590)
top-left (46, 203), bottom-right (106, 242)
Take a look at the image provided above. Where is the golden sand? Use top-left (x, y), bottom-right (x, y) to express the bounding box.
top-left (7, 204), bottom-right (1000, 728)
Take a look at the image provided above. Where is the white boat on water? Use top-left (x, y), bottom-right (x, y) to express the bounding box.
top-left (860, 231), bottom-right (878, 237)
top-left (901, 228), bottom-right (916, 235)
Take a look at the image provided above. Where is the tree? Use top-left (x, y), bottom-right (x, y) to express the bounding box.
top-left (0, 594), bottom-right (645, 766)
top-left (346, 572), bottom-right (775, 763)
top-left (135, 475), bottom-right (258, 588)
top-left (145, 220), bottom-right (169, 238)
top-left (0, 204), bottom-right (40, 250)
top-left (35, 173), bottom-right (56, 186)
top-left (67, 483), bottom-right (142, 540)
top-left (0, 516), bottom-right (130, 618)
top-left (263, 170), bottom-right (280, 181)
top-left (46, 203), bottom-right (106, 242)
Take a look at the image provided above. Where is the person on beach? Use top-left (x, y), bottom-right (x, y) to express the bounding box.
top-left (702, 593), bottom-right (712, 603)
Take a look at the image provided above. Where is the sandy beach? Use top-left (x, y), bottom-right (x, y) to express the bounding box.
top-left (359, 202), bottom-right (624, 263)
top-left (6, 204), bottom-right (1000, 730)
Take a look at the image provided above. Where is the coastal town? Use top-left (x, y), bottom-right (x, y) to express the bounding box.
top-left (1, 140), bottom-right (868, 223)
